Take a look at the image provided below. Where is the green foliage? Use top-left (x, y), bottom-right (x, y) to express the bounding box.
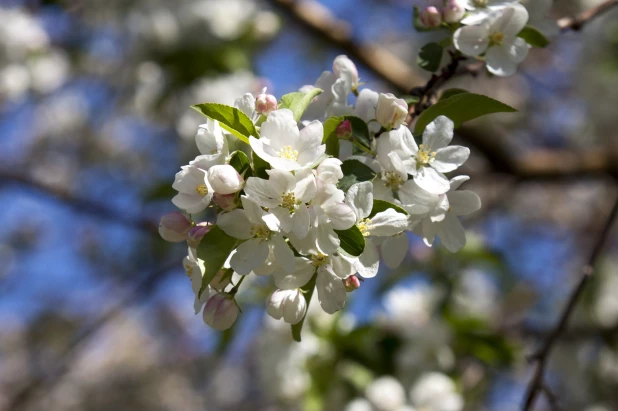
top-left (252, 151), bottom-right (270, 179)
top-left (196, 225), bottom-right (239, 297)
top-left (517, 25), bottom-right (550, 48)
top-left (292, 272), bottom-right (318, 342)
top-left (334, 225), bottom-right (366, 257)
top-left (369, 199), bottom-right (409, 219)
top-left (338, 159), bottom-right (377, 193)
top-left (278, 88), bottom-right (323, 122)
top-left (413, 92), bottom-right (517, 135)
top-left (228, 150), bottom-right (251, 177)
top-left (418, 42), bottom-right (443, 72)
top-left (191, 103), bottom-right (257, 145)
top-left (323, 116), bottom-right (372, 157)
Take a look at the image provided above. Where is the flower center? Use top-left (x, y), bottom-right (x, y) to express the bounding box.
top-left (279, 145), bottom-right (299, 161)
top-left (384, 171), bottom-right (404, 191)
top-left (249, 224), bottom-right (270, 239)
top-left (311, 253), bottom-right (329, 267)
top-left (210, 149), bottom-right (218, 154)
top-left (357, 218), bottom-right (374, 237)
top-left (417, 144), bottom-right (437, 166)
top-left (281, 192), bottom-right (297, 213)
top-left (195, 184), bottom-right (209, 197)
top-left (473, 0), bottom-right (488, 7)
top-left (183, 262), bottom-right (193, 277)
top-left (489, 32), bottom-right (505, 46)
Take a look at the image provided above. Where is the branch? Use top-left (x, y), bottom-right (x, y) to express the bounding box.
top-left (0, 172), bottom-right (159, 235)
top-left (558, 0), bottom-right (618, 32)
top-left (522, 193), bottom-right (618, 410)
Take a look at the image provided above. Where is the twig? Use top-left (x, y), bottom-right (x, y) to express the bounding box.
top-left (522, 194), bottom-right (618, 410)
top-left (558, 0), bottom-right (618, 32)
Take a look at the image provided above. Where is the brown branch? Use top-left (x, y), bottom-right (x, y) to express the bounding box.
top-left (522, 194), bottom-right (618, 410)
top-left (0, 171), bottom-right (159, 235)
top-left (558, 0), bottom-right (618, 32)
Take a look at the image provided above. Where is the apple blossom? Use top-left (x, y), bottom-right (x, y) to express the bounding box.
top-left (171, 165), bottom-right (213, 214)
top-left (255, 92), bottom-right (278, 115)
top-left (375, 93), bottom-right (407, 130)
top-left (194, 119), bottom-right (228, 169)
top-left (410, 372), bottom-right (463, 411)
top-left (203, 293), bottom-right (239, 330)
top-left (460, 0), bottom-right (518, 25)
top-left (442, 0), bottom-right (466, 23)
top-left (420, 6), bottom-right (442, 28)
top-left (454, 4), bottom-right (530, 77)
top-left (267, 289), bottom-right (307, 324)
top-left (332, 54), bottom-right (359, 92)
top-left (207, 164), bottom-right (244, 194)
top-left (159, 211), bottom-right (192, 242)
top-left (315, 157), bottom-right (343, 185)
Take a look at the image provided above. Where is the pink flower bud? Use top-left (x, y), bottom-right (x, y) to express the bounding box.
top-left (344, 275), bottom-right (361, 292)
top-left (255, 93), bottom-right (278, 115)
top-left (213, 193), bottom-right (238, 211)
top-left (159, 212), bottom-right (192, 242)
top-left (442, 0), bottom-right (465, 23)
top-left (187, 222), bottom-right (210, 248)
top-left (375, 93), bottom-right (408, 130)
top-left (210, 269), bottom-right (232, 291)
top-left (420, 6), bottom-right (442, 28)
top-left (203, 293), bottom-right (239, 330)
top-left (336, 119), bottom-right (353, 140)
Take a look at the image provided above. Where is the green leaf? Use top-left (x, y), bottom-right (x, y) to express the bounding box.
top-left (517, 25), bottom-right (550, 48)
top-left (323, 116), bottom-right (372, 157)
top-left (228, 150), bottom-right (251, 176)
top-left (369, 199), bottom-right (409, 219)
top-left (338, 159), bottom-right (377, 193)
top-left (191, 103), bottom-right (258, 145)
top-left (278, 88), bottom-right (323, 122)
top-left (196, 225), bottom-right (239, 298)
top-left (402, 95), bottom-right (421, 105)
top-left (291, 272), bottom-right (317, 342)
top-left (417, 42), bottom-right (443, 72)
top-left (413, 92), bottom-right (517, 135)
top-left (334, 225), bottom-right (366, 257)
top-left (439, 88), bottom-right (468, 101)
top-left (252, 151), bottom-right (270, 179)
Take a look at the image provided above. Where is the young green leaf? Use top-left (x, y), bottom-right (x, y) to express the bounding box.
top-left (278, 88), bottom-right (323, 122)
top-left (334, 225), bottom-right (366, 257)
top-left (338, 159), bottom-right (377, 193)
top-left (417, 42), bottom-right (443, 72)
top-left (517, 25), bottom-right (550, 48)
top-left (323, 116), bottom-right (372, 157)
top-left (291, 272), bottom-right (317, 342)
top-left (414, 93), bottom-right (517, 135)
top-left (369, 199), bottom-right (409, 219)
top-left (252, 151), bottom-right (270, 179)
top-left (191, 103), bottom-right (257, 145)
top-left (196, 225), bottom-right (239, 298)
top-left (228, 150), bottom-right (251, 176)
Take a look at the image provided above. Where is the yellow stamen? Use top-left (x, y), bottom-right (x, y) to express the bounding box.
top-left (474, 0), bottom-right (488, 7)
top-left (183, 263), bottom-right (193, 277)
top-left (311, 253), bottom-right (329, 267)
top-left (357, 218), bottom-right (374, 237)
top-left (417, 144), bottom-right (437, 167)
top-left (279, 145), bottom-right (299, 161)
top-left (384, 171), bottom-right (404, 191)
top-left (196, 184), bottom-right (209, 197)
top-left (489, 32), bottom-right (505, 47)
top-left (281, 192), bottom-right (297, 213)
top-left (249, 224), bottom-right (270, 238)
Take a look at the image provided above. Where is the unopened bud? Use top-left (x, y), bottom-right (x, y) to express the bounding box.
top-left (442, 0), bottom-right (466, 23)
top-left (255, 93), bottom-right (278, 115)
top-left (187, 223), bottom-right (210, 248)
top-left (336, 119), bottom-right (353, 140)
top-left (266, 289), bottom-right (307, 325)
top-left (333, 55), bottom-right (359, 90)
top-left (316, 158), bottom-right (343, 185)
top-left (420, 6), bottom-right (442, 28)
top-left (344, 275), bottom-right (361, 292)
top-left (375, 93), bottom-right (408, 130)
top-left (213, 193), bottom-right (237, 211)
top-left (207, 165), bottom-right (244, 195)
top-left (203, 293), bottom-right (239, 330)
top-left (159, 212), bottom-right (192, 242)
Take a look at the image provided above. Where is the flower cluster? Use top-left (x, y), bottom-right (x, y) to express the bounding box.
top-left (160, 55), bottom-right (481, 335)
top-left (416, 0), bottom-right (555, 76)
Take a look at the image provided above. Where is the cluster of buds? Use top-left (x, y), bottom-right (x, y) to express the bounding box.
top-left (420, 1), bottom-right (466, 28)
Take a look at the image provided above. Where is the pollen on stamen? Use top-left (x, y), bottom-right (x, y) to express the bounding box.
top-left (357, 218), bottom-right (374, 237)
top-left (281, 192), bottom-right (297, 213)
top-left (195, 184), bottom-right (209, 197)
top-left (384, 171), bottom-right (404, 191)
top-left (279, 145), bottom-right (299, 161)
top-left (311, 253), bottom-right (329, 267)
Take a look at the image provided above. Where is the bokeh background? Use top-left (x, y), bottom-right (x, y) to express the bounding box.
top-left (1, 0), bottom-right (618, 410)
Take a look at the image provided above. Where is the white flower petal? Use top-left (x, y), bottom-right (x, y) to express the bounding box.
top-left (437, 213), bottom-right (467, 252)
top-left (414, 166), bottom-right (450, 194)
top-left (294, 168), bottom-right (317, 202)
top-left (422, 116), bottom-right (455, 151)
top-left (260, 109), bottom-right (300, 149)
top-left (453, 26), bottom-right (489, 57)
top-left (292, 205), bottom-right (311, 239)
top-left (216, 209), bottom-right (252, 239)
top-left (298, 120), bottom-right (324, 152)
top-left (271, 234), bottom-right (296, 273)
top-left (356, 239), bottom-right (380, 278)
top-left (326, 203), bottom-right (357, 230)
top-left (240, 195), bottom-right (268, 225)
top-left (316, 266), bottom-right (347, 314)
top-left (448, 191), bottom-right (481, 216)
top-left (432, 146), bottom-right (470, 173)
top-left (172, 193), bottom-right (209, 214)
top-left (422, 217), bottom-right (437, 247)
top-left (485, 40), bottom-right (528, 77)
top-left (491, 4), bottom-right (529, 37)
top-left (345, 181), bottom-right (373, 220)
top-left (381, 233), bottom-right (409, 269)
top-left (317, 224), bottom-right (340, 255)
top-left (449, 175), bottom-right (470, 191)
top-left (230, 238), bottom-right (269, 275)
top-left (370, 208), bottom-right (409, 237)
top-left (273, 257), bottom-right (315, 289)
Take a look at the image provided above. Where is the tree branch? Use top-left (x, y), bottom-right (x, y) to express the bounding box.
top-left (522, 193), bottom-right (618, 410)
top-left (558, 0), bottom-right (618, 32)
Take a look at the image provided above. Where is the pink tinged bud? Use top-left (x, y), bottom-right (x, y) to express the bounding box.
top-left (203, 293), bottom-right (239, 330)
top-left (266, 289), bottom-right (307, 325)
top-left (442, 0), bottom-right (466, 23)
top-left (332, 55), bottom-right (359, 89)
top-left (212, 193), bottom-right (237, 211)
top-left (159, 212), bottom-right (192, 242)
top-left (207, 165), bottom-right (244, 195)
top-left (187, 222), bottom-right (210, 248)
top-left (336, 119), bottom-right (353, 140)
top-left (255, 93), bottom-right (278, 115)
top-left (420, 6), bottom-right (442, 28)
top-left (344, 275), bottom-right (361, 292)
top-left (375, 93), bottom-right (408, 130)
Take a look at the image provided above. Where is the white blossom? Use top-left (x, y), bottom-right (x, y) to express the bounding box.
top-left (410, 372), bottom-right (463, 411)
top-left (365, 376), bottom-right (407, 411)
top-left (267, 289), bottom-right (307, 324)
top-left (460, 0), bottom-right (518, 25)
top-left (194, 119), bottom-right (229, 168)
top-left (375, 93), bottom-right (408, 130)
top-left (207, 164), bottom-right (244, 194)
top-left (171, 165), bottom-right (213, 214)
